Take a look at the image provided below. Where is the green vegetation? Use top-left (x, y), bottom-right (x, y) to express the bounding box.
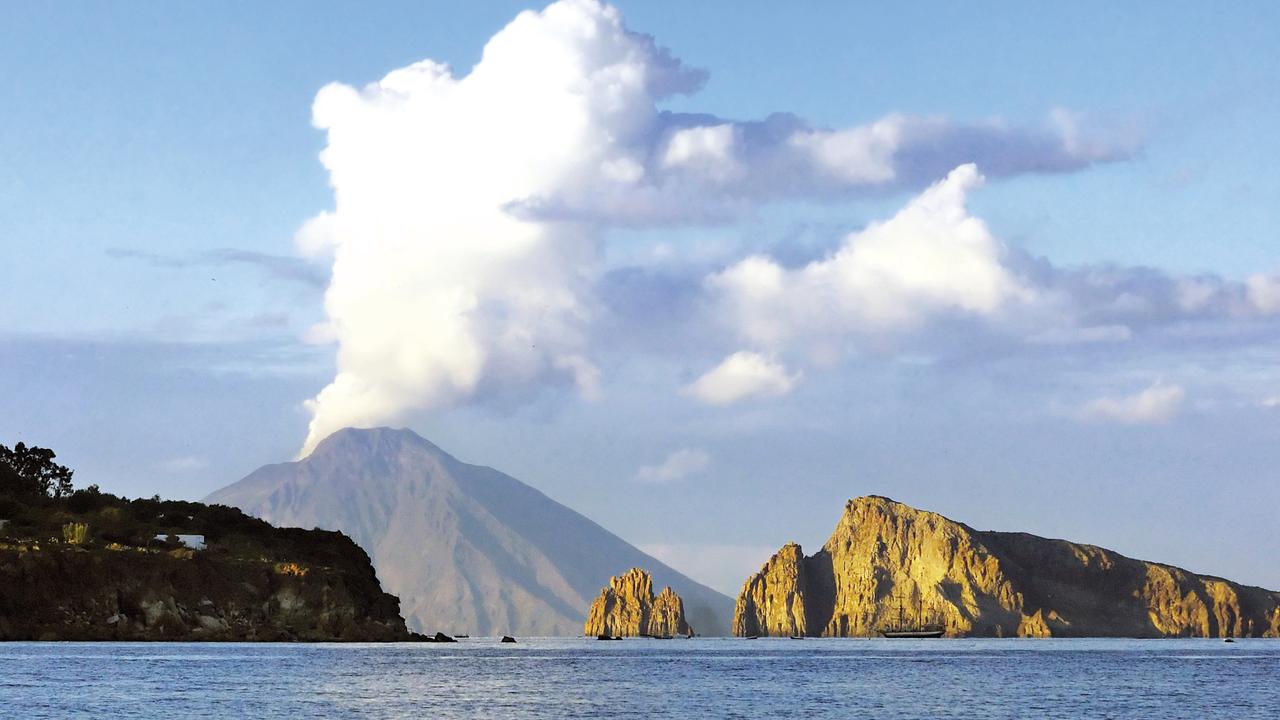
top-left (61, 522), bottom-right (89, 545)
top-left (0, 441), bottom-right (371, 570)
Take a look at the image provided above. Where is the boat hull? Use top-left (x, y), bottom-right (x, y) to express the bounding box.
top-left (879, 629), bottom-right (946, 638)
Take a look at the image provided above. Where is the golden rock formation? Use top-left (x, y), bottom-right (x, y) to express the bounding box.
top-left (584, 568), bottom-right (694, 637)
top-left (734, 496), bottom-right (1280, 638)
top-left (649, 587), bottom-right (690, 637)
top-left (734, 543), bottom-right (812, 636)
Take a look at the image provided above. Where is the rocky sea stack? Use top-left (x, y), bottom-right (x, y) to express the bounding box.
top-left (734, 496), bottom-right (1280, 638)
top-left (584, 568), bottom-right (693, 637)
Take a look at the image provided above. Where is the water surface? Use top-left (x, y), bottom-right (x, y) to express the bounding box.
top-left (3, 637), bottom-right (1276, 718)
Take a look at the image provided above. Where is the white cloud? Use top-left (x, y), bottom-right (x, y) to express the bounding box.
top-left (661, 124), bottom-right (742, 183)
top-left (1260, 396), bottom-right (1280, 409)
top-left (635, 447), bottom-right (711, 483)
top-left (1175, 277), bottom-right (1221, 313)
top-left (786, 116), bottom-right (901, 185)
top-left (159, 456), bottom-right (208, 473)
top-left (686, 351), bottom-right (799, 405)
top-left (1027, 324), bottom-right (1132, 345)
top-left (1246, 273), bottom-right (1280, 314)
top-left (1080, 383), bottom-right (1186, 425)
top-left (708, 164), bottom-right (1034, 348)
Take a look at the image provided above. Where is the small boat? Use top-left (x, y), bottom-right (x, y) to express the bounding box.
top-left (745, 635), bottom-right (759, 640)
top-left (788, 635), bottom-right (804, 640)
top-left (596, 634), bottom-right (622, 641)
top-left (1225, 637), bottom-right (1235, 643)
top-left (454, 634), bottom-right (469, 638)
top-left (880, 628), bottom-right (946, 639)
top-left (878, 592), bottom-right (946, 639)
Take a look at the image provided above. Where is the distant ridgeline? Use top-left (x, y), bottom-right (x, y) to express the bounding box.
top-left (735, 496), bottom-right (1280, 638)
top-left (0, 442), bottom-right (416, 641)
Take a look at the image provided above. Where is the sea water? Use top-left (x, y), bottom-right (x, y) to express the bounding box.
top-left (2, 637), bottom-right (1277, 718)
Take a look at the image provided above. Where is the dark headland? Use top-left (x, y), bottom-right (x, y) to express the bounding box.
top-left (0, 444), bottom-right (422, 641)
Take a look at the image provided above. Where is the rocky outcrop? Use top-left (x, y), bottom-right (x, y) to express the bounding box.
top-left (0, 533), bottom-right (412, 641)
top-left (734, 543), bottom-right (817, 637)
top-left (583, 568), bottom-right (693, 637)
top-left (734, 496), bottom-right (1280, 638)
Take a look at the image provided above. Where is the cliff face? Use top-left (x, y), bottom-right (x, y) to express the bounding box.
top-left (649, 587), bottom-right (689, 637)
top-left (733, 543), bottom-right (818, 636)
top-left (0, 539), bottom-right (410, 642)
top-left (583, 568), bottom-right (693, 637)
top-left (734, 496), bottom-right (1280, 638)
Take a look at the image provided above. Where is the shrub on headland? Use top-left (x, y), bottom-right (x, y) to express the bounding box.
top-left (62, 522), bottom-right (89, 545)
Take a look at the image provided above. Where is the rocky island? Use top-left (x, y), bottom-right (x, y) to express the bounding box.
top-left (735, 495), bottom-right (1280, 638)
top-left (584, 568), bottom-right (693, 637)
top-left (0, 444), bottom-right (416, 641)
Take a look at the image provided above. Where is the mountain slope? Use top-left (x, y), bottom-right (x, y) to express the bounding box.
top-left (735, 496), bottom-right (1280, 638)
top-left (207, 427), bottom-right (732, 636)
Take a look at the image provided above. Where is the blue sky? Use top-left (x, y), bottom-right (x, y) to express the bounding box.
top-left (3, 1), bottom-right (1279, 594)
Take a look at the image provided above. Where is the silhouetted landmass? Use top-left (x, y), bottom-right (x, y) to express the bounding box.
top-left (0, 443), bottom-right (417, 641)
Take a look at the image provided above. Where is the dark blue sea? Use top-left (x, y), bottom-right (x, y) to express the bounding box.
top-left (3, 638), bottom-right (1276, 718)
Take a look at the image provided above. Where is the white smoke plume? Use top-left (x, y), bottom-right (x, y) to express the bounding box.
top-left (296, 0), bottom-right (1132, 455)
top-left (296, 0), bottom-right (703, 455)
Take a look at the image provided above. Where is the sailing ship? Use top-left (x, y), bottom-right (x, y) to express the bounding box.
top-left (878, 591), bottom-right (946, 638)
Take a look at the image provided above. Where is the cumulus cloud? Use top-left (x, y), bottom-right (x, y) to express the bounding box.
top-left (518, 108), bottom-right (1133, 224)
top-left (686, 352), bottom-right (799, 405)
top-left (697, 166), bottom-right (1280, 381)
top-left (707, 164), bottom-right (1034, 349)
top-left (635, 447), bottom-right (711, 482)
top-left (1026, 265), bottom-right (1274, 331)
top-left (1246, 273), bottom-right (1280, 314)
top-left (295, 0), bottom-right (1138, 454)
top-left (1080, 383), bottom-right (1186, 425)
